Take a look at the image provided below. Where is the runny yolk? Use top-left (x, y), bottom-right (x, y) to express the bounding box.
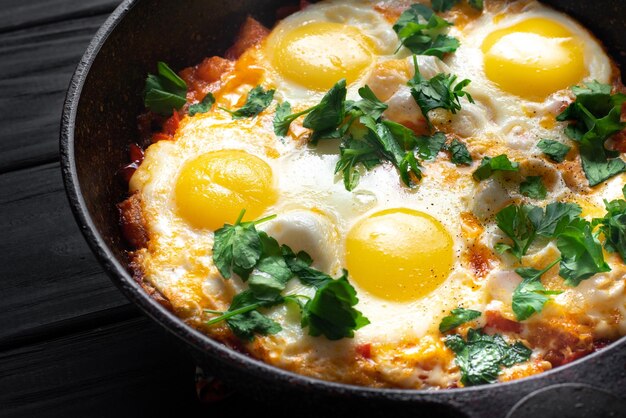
top-left (175, 150), bottom-right (276, 230)
top-left (482, 18), bottom-right (587, 101)
top-left (272, 21), bottom-right (375, 91)
top-left (345, 208), bottom-right (454, 302)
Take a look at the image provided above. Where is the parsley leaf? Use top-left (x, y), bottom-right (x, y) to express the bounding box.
top-left (439, 308), bottom-right (481, 332)
top-left (468, 0), bottom-right (483, 10)
top-left (494, 204), bottom-right (542, 260)
top-left (281, 245), bottom-right (334, 288)
top-left (303, 79), bottom-right (347, 141)
top-left (393, 4), bottom-right (460, 58)
top-left (535, 202), bottom-right (581, 238)
top-left (188, 93), bottom-right (215, 116)
top-left (220, 86), bottom-right (275, 119)
top-left (537, 139), bottom-right (571, 163)
top-left (212, 210), bottom-right (276, 279)
top-left (556, 81), bottom-right (626, 186)
top-left (432, 0), bottom-right (459, 12)
top-left (205, 290), bottom-right (282, 341)
top-left (248, 232), bottom-right (294, 301)
top-left (557, 218), bottom-right (611, 286)
top-left (143, 61), bottom-right (188, 115)
top-left (352, 85), bottom-right (389, 121)
top-left (408, 58), bottom-right (474, 126)
top-left (473, 154), bottom-right (519, 181)
top-left (335, 137), bottom-right (381, 191)
top-left (594, 186), bottom-right (626, 262)
top-left (445, 329), bottom-right (531, 386)
top-left (446, 138), bottom-right (473, 165)
top-left (520, 176), bottom-right (547, 200)
top-left (512, 259), bottom-right (561, 321)
top-left (301, 272), bottom-right (370, 340)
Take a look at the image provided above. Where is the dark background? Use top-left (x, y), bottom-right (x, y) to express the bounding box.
top-left (0, 1), bottom-right (258, 415)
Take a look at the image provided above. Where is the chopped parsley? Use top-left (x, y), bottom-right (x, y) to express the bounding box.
top-left (446, 138), bottom-right (473, 165)
top-left (439, 307), bottom-right (481, 332)
top-left (393, 4), bottom-right (460, 58)
top-left (494, 204), bottom-right (542, 260)
top-left (209, 210), bottom-right (369, 341)
top-left (493, 202), bottom-right (610, 287)
top-left (593, 185), bottom-right (626, 262)
top-left (537, 138), bottom-right (571, 163)
top-left (556, 81), bottom-right (626, 186)
top-left (220, 85), bottom-right (275, 119)
top-left (273, 79), bottom-right (347, 139)
top-left (408, 57), bottom-right (474, 127)
top-left (520, 176), bottom-right (547, 200)
top-left (188, 93), bottom-right (215, 116)
top-left (557, 218), bottom-right (610, 286)
top-left (512, 259), bottom-right (562, 321)
top-left (468, 0), bottom-right (483, 10)
top-left (445, 329), bottom-right (532, 386)
top-left (473, 154), bottom-right (519, 181)
top-left (143, 61), bottom-right (188, 115)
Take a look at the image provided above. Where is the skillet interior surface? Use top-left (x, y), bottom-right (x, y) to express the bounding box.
top-left (60, 1), bottom-right (626, 416)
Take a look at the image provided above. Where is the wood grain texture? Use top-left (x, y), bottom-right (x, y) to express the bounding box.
top-left (0, 14), bottom-right (110, 173)
top-left (0, 162), bottom-right (134, 348)
top-left (0, 318), bottom-right (205, 417)
top-left (0, 0), bottom-right (118, 33)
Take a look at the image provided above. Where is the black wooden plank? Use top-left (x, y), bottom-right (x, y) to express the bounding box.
top-left (0, 0), bottom-right (118, 34)
top-left (0, 162), bottom-right (135, 348)
top-left (0, 318), bottom-right (209, 417)
top-left (0, 14), bottom-right (109, 173)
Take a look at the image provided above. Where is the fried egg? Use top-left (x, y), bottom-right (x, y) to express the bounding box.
top-left (127, 0), bottom-right (626, 389)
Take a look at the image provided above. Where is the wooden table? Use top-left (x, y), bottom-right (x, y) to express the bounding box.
top-left (0, 1), bottom-right (260, 415)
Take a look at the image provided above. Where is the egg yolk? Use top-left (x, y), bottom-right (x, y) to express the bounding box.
top-left (272, 21), bottom-right (375, 91)
top-left (482, 18), bottom-right (587, 101)
top-left (345, 208), bottom-right (454, 302)
top-left (175, 150), bottom-right (276, 230)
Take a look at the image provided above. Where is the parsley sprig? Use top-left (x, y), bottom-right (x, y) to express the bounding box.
top-left (408, 57), bottom-right (474, 127)
top-left (143, 61), bottom-right (188, 115)
top-left (557, 81), bottom-right (626, 186)
top-left (393, 4), bottom-right (460, 58)
top-left (208, 210), bottom-right (369, 341)
top-left (220, 86), bottom-right (275, 119)
top-left (445, 328), bottom-right (531, 386)
top-left (512, 259), bottom-right (562, 321)
top-left (274, 80), bottom-right (448, 191)
top-left (593, 185), bottom-right (626, 263)
top-left (494, 202), bottom-right (610, 287)
top-left (439, 307), bottom-right (481, 332)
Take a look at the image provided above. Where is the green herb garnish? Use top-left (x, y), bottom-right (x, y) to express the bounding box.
top-left (209, 210), bottom-right (369, 341)
top-left (220, 85), bottom-right (275, 119)
top-left (439, 308), bottom-right (481, 332)
top-left (593, 185), bottom-right (626, 262)
top-left (408, 57), bottom-right (474, 127)
top-left (445, 329), bottom-right (532, 386)
top-left (446, 138), bottom-right (473, 165)
top-left (473, 154), bottom-right (519, 181)
top-left (393, 4), bottom-right (460, 58)
top-left (512, 259), bottom-right (562, 321)
top-left (537, 138), bottom-right (571, 163)
top-left (143, 61), bottom-right (188, 115)
top-left (557, 218), bottom-right (611, 286)
top-left (188, 93), bottom-right (215, 116)
top-left (556, 81), bottom-right (626, 186)
top-left (494, 204), bottom-right (542, 260)
top-left (520, 176), bottom-right (547, 200)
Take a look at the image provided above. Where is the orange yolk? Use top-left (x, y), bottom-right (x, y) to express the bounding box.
top-left (272, 21), bottom-right (375, 91)
top-left (482, 18), bottom-right (587, 101)
top-left (345, 208), bottom-right (454, 302)
top-left (175, 150), bottom-right (276, 230)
